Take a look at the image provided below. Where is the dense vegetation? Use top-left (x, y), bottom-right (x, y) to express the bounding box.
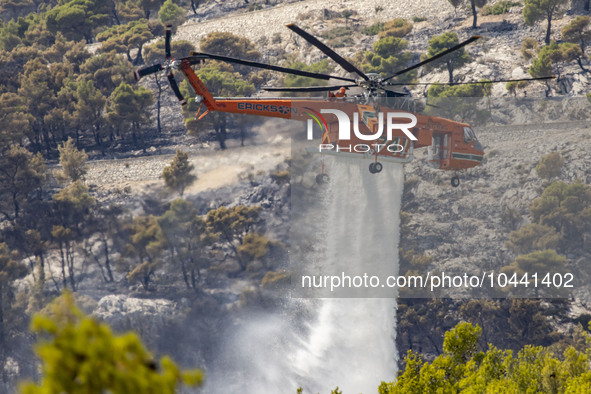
top-left (381, 321), bottom-right (591, 393)
top-left (0, 0), bottom-right (590, 391)
top-left (21, 293), bottom-right (204, 393)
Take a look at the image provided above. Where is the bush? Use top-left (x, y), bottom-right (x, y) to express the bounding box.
top-left (378, 18), bottom-right (412, 38)
top-left (482, 1), bottom-right (521, 15)
top-left (505, 223), bottom-right (561, 254)
top-left (261, 270), bottom-right (291, 289)
top-left (321, 25), bottom-right (354, 40)
top-left (530, 181), bottom-right (591, 249)
top-left (535, 152), bottom-right (564, 179)
top-left (238, 233), bottom-right (270, 263)
top-left (506, 80), bottom-right (529, 96)
top-left (521, 37), bottom-right (540, 60)
top-left (426, 83), bottom-right (492, 124)
top-left (270, 170), bottom-right (290, 185)
top-left (54, 137), bottom-right (88, 184)
top-left (362, 22), bottom-right (384, 36)
top-left (21, 293), bottom-right (203, 393)
top-left (501, 205), bottom-right (523, 230)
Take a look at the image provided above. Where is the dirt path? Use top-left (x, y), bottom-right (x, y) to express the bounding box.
top-left (175, 0), bottom-right (453, 44)
top-left (84, 119), bottom-right (292, 196)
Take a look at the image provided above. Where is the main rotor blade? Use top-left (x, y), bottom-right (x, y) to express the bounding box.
top-left (286, 23), bottom-right (369, 81)
top-left (134, 63), bottom-right (163, 80)
top-left (167, 72), bottom-right (187, 105)
top-left (383, 36), bottom-right (480, 82)
top-left (262, 84), bottom-right (357, 92)
top-left (165, 25), bottom-right (172, 60)
top-left (386, 76), bottom-right (556, 86)
top-left (185, 54), bottom-right (356, 83)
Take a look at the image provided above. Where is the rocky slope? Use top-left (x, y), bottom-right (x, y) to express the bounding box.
top-left (80, 0), bottom-right (591, 355)
top-left (9, 0), bottom-right (591, 391)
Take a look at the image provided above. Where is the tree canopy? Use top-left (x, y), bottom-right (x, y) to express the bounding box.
top-left (45, 0), bottom-right (110, 43)
top-left (523, 0), bottom-right (568, 45)
top-left (161, 150), bottom-right (196, 197)
top-left (20, 293), bottom-right (203, 393)
top-left (380, 322), bottom-right (591, 393)
top-left (424, 32), bottom-right (470, 84)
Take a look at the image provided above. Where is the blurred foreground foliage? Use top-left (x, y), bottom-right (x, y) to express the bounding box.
top-left (380, 321), bottom-right (591, 393)
top-left (20, 293), bottom-right (203, 394)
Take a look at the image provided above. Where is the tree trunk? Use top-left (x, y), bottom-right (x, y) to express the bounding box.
top-left (174, 246), bottom-right (190, 289)
top-left (58, 243), bottom-right (67, 290)
top-left (134, 43), bottom-right (144, 65)
top-left (190, 266), bottom-right (197, 289)
top-left (103, 238), bottom-right (114, 282)
top-left (214, 116), bottom-right (227, 149)
top-left (12, 191), bottom-right (19, 220)
top-left (66, 243), bottom-right (76, 291)
top-left (471, 0), bottom-right (477, 28)
top-left (545, 12), bottom-right (552, 45)
top-left (112, 1), bottom-right (121, 25)
top-left (447, 59), bottom-right (454, 84)
top-left (37, 254), bottom-right (45, 285)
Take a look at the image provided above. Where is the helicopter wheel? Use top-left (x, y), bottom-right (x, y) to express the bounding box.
top-left (316, 173), bottom-right (330, 184)
top-left (451, 176), bottom-right (460, 187)
top-left (369, 163), bottom-right (376, 174)
top-left (374, 162), bottom-right (383, 173)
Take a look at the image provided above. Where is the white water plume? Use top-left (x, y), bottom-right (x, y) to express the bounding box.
top-left (291, 157), bottom-right (403, 393)
top-left (207, 157), bottom-right (404, 393)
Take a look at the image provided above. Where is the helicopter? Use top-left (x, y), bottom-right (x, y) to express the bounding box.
top-left (134, 24), bottom-right (553, 187)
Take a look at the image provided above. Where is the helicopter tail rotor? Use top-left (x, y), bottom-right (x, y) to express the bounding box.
top-left (165, 24), bottom-right (172, 60)
top-left (167, 72), bottom-right (187, 105)
top-left (134, 63), bottom-right (164, 81)
top-left (133, 24), bottom-right (187, 105)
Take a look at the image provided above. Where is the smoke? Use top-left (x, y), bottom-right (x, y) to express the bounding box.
top-left (205, 157), bottom-right (404, 393)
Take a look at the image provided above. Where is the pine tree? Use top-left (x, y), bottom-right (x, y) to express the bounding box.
top-left (523, 0), bottom-right (568, 45)
top-left (424, 32), bottom-right (471, 84)
top-left (161, 150), bottom-right (196, 197)
top-left (20, 293), bottom-right (203, 393)
top-left (54, 137), bottom-right (88, 184)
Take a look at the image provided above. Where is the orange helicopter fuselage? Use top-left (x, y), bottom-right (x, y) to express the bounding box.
top-left (181, 60), bottom-right (484, 172)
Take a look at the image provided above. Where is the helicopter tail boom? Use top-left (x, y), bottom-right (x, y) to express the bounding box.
top-left (180, 59), bottom-right (219, 113)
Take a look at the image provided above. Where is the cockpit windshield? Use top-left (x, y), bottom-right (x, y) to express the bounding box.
top-left (463, 127), bottom-right (477, 143)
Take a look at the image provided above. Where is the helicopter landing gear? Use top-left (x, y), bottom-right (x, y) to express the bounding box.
top-left (451, 175), bottom-right (460, 187)
top-left (369, 162), bottom-right (383, 174)
top-left (316, 173), bottom-right (330, 184)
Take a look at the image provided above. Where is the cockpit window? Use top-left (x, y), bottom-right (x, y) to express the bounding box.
top-left (463, 127), bottom-right (476, 143)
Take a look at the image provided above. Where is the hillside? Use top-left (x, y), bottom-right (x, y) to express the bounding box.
top-left (2, 0), bottom-right (591, 392)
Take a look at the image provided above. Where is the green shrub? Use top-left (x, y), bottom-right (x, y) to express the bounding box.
top-left (378, 18), bottom-right (413, 38)
top-left (321, 25), bottom-right (354, 40)
top-left (362, 22), bottom-right (384, 36)
top-left (482, 1), bottom-right (521, 15)
top-left (535, 152), bottom-right (564, 179)
top-left (261, 270), bottom-right (291, 289)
